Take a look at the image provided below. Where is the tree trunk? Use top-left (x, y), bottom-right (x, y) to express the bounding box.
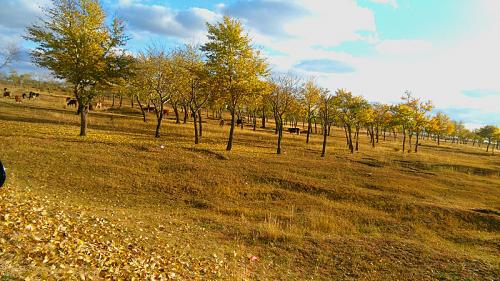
top-left (79, 105), bottom-right (88, 136)
top-left (198, 111), bottom-right (203, 139)
top-left (402, 130), bottom-right (406, 153)
top-left (183, 104), bottom-right (188, 123)
top-left (135, 95), bottom-right (146, 122)
top-left (112, 94), bottom-right (115, 107)
top-left (368, 126), bottom-right (375, 148)
top-left (277, 118), bottom-right (283, 154)
top-left (486, 139), bottom-right (491, 152)
top-left (192, 108), bottom-right (199, 144)
top-left (408, 131), bottom-right (412, 152)
top-left (415, 131), bottom-right (420, 153)
top-left (261, 107), bottom-right (266, 128)
top-left (119, 96), bottom-right (123, 108)
top-left (314, 121), bottom-right (317, 134)
top-left (155, 104), bottom-right (164, 138)
top-left (131, 98), bottom-right (134, 108)
top-left (355, 127), bottom-right (360, 151)
top-left (347, 125), bottom-right (354, 153)
top-left (343, 125), bottom-right (349, 146)
top-left (226, 109), bottom-right (236, 151)
top-left (376, 126), bottom-right (379, 143)
top-left (253, 113), bottom-right (257, 131)
top-left (173, 105), bottom-right (180, 124)
top-left (306, 120), bottom-right (312, 144)
top-left (437, 134), bottom-right (440, 146)
top-left (321, 120), bottom-right (328, 157)
top-left (274, 112), bottom-right (279, 134)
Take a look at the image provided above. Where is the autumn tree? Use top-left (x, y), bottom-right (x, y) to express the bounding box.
top-left (202, 16), bottom-right (268, 151)
top-left (429, 112), bottom-right (451, 145)
top-left (136, 46), bottom-right (174, 138)
top-left (371, 103), bottom-right (390, 144)
top-left (175, 45), bottom-right (211, 144)
top-left (412, 100), bottom-right (433, 152)
top-left (301, 79), bottom-right (321, 144)
top-left (478, 125), bottom-right (498, 153)
top-left (25, 0), bottom-right (131, 136)
top-left (125, 58), bottom-right (150, 122)
top-left (334, 89), bottom-right (367, 153)
top-left (268, 73), bottom-right (301, 154)
top-left (392, 103), bottom-right (413, 153)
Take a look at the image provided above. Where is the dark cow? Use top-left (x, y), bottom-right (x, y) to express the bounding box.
top-left (28, 91), bottom-right (39, 99)
top-left (22, 93), bottom-right (27, 99)
top-left (287, 128), bottom-right (300, 135)
top-left (15, 96), bottom-right (22, 103)
top-left (67, 99), bottom-right (78, 107)
top-left (3, 88), bottom-right (10, 98)
top-left (236, 119), bottom-right (244, 126)
top-left (219, 119), bottom-right (225, 127)
top-left (66, 97), bottom-right (72, 102)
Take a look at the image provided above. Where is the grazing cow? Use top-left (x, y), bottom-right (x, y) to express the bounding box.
top-left (15, 96), bottom-right (22, 103)
top-left (236, 119), bottom-right (244, 126)
top-left (28, 92), bottom-right (40, 99)
top-left (3, 88), bottom-right (10, 98)
top-left (219, 119), bottom-right (225, 127)
top-left (287, 127), bottom-right (300, 135)
top-left (31, 92), bottom-right (39, 98)
top-left (67, 99), bottom-right (78, 107)
top-left (163, 109), bottom-right (169, 116)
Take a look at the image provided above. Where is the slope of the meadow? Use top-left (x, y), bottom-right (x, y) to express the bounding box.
top-left (0, 90), bottom-right (499, 280)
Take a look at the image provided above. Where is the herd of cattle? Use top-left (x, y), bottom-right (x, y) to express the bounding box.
top-left (3, 87), bottom-right (305, 134)
top-left (3, 88), bottom-right (40, 103)
top-left (65, 97), bottom-right (102, 110)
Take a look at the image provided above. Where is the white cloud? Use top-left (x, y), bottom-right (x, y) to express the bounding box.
top-left (117, 4), bottom-right (220, 43)
top-left (375, 40), bottom-right (433, 56)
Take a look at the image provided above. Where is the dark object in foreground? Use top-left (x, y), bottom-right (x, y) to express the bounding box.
top-left (288, 127), bottom-right (300, 134)
top-left (0, 160), bottom-right (5, 187)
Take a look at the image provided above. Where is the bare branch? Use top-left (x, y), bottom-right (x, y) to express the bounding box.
top-left (0, 43), bottom-right (21, 70)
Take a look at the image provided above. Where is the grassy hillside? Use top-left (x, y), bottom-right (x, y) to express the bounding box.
top-left (0, 89), bottom-right (499, 280)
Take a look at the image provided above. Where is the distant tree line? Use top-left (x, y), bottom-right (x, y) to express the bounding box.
top-left (0, 70), bottom-right (68, 94)
top-left (24, 0), bottom-right (499, 155)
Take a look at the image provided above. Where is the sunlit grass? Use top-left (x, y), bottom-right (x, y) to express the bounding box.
top-left (0, 87), bottom-right (499, 280)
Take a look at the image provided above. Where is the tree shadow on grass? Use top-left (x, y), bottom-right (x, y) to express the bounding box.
top-left (419, 143), bottom-right (492, 157)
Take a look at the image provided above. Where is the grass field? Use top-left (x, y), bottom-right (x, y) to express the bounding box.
top-left (0, 87), bottom-right (499, 280)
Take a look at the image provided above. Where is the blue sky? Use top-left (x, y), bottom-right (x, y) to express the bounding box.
top-left (1, 0), bottom-right (499, 128)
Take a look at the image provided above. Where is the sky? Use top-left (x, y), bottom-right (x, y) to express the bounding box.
top-left (0, 0), bottom-right (499, 128)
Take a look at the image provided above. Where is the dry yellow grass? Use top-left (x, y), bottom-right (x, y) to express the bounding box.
top-left (0, 86), bottom-right (499, 280)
